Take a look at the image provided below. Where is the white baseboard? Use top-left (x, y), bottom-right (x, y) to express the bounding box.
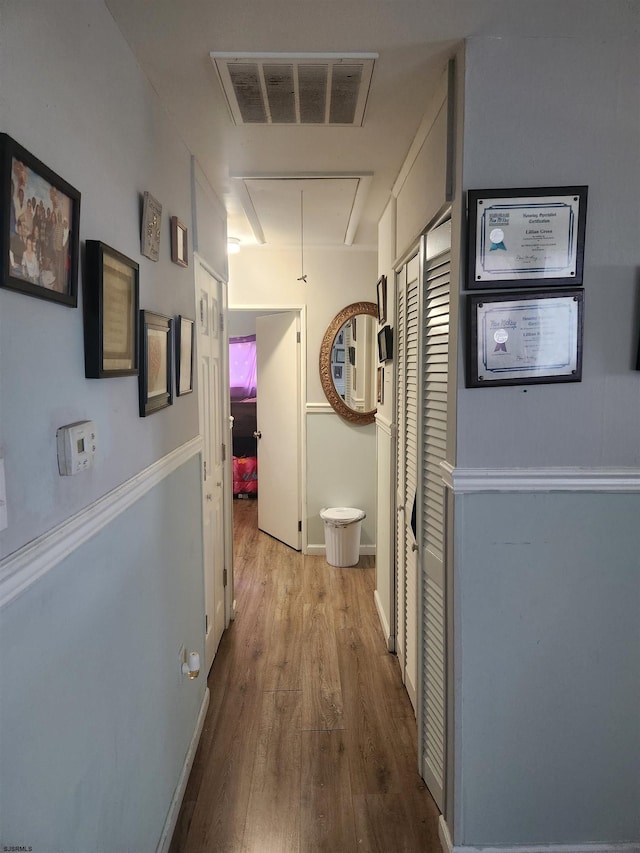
top-left (157, 688), bottom-right (210, 853)
top-left (373, 589), bottom-right (395, 651)
top-left (306, 544), bottom-right (376, 557)
top-left (439, 812), bottom-right (640, 853)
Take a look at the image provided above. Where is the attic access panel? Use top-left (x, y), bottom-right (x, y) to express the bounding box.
top-left (210, 52), bottom-right (377, 126)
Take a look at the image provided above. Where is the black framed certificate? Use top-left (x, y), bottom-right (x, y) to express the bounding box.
top-left (467, 289), bottom-right (584, 387)
top-left (467, 186), bottom-right (587, 289)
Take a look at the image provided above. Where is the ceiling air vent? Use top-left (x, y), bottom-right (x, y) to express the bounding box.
top-left (210, 52), bottom-right (377, 126)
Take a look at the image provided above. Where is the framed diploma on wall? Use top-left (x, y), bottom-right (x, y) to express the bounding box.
top-left (467, 186), bottom-right (588, 289)
top-left (467, 289), bottom-right (584, 387)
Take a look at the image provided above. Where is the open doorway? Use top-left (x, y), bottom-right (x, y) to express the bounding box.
top-left (228, 307), bottom-right (305, 551)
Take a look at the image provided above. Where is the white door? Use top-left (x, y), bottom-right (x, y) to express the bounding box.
top-left (395, 250), bottom-right (420, 712)
top-left (255, 312), bottom-right (301, 550)
top-left (196, 261), bottom-right (226, 671)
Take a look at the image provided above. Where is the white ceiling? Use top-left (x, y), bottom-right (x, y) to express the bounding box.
top-left (103, 0), bottom-right (631, 250)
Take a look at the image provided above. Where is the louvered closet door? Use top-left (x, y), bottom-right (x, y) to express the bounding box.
top-left (419, 221), bottom-right (451, 812)
top-left (394, 266), bottom-right (407, 678)
top-left (395, 252), bottom-right (420, 710)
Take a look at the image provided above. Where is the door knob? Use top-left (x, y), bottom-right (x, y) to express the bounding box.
top-left (411, 543), bottom-right (418, 552)
top-left (253, 430), bottom-right (262, 439)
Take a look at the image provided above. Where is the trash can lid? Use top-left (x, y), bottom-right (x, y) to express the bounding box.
top-left (320, 506), bottom-right (366, 525)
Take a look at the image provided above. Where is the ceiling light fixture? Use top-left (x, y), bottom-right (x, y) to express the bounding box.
top-left (296, 190), bottom-right (307, 283)
top-left (227, 236), bottom-right (241, 255)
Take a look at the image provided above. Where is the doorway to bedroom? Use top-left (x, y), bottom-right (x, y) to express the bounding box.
top-left (228, 307), bottom-right (304, 551)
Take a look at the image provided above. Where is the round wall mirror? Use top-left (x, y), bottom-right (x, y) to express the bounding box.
top-left (319, 301), bottom-right (378, 425)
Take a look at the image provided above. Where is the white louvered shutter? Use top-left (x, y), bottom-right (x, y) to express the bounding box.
top-left (394, 266), bottom-right (407, 676)
top-left (420, 223), bottom-right (450, 812)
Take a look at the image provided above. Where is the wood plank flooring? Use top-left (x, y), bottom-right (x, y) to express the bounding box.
top-left (170, 499), bottom-right (440, 853)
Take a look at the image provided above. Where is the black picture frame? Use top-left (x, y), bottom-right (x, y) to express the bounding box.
top-left (170, 216), bottom-right (188, 268)
top-left (84, 241), bottom-right (139, 378)
top-left (376, 274), bottom-right (387, 323)
top-left (467, 289), bottom-right (584, 388)
top-left (377, 325), bottom-right (393, 362)
top-left (0, 133), bottom-right (80, 307)
top-left (467, 185), bottom-right (588, 290)
top-left (139, 310), bottom-right (173, 416)
top-left (348, 345), bottom-right (356, 366)
top-left (175, 315), bottom-right (194, 396)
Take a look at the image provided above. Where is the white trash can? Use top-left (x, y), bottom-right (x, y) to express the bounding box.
top-left (320, 507), bottom-right (366, 567)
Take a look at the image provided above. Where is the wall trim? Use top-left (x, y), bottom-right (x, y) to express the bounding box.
top-left (157, 687), bottom-right (210, 853)
top-left (374, 589), bottom-right (394, 652)
top-left (375, 413), bottom-right (396, 437)
top-left (0, 437), bottom-right (203, 610)
top-left (439, 816), bottom-right (453, 853)
top-left (306, 402), bottom-right (335, 414)
top-left (306, 544), bottom-right (376, 557)
top-left (441, 462), bottom-right (640, 494)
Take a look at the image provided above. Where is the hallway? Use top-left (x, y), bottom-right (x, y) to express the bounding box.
top-left (170, 499), bottom-right (441, 852)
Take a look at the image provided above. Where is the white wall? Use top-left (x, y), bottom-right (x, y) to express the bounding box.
top-left (229, 244), bottom-right (378, 549)
top-left (0, 2), bottom-right (226, 849)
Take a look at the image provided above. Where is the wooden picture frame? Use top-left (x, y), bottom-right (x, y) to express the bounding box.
top-left (467, 289), bottom-right (584, 387)
top-left (141, 191), bottom-right (162, 261)
top-left (0, 133), bottom-right (81, 307)
top-left (84, 241), bottom-right (139, 378)
top-left (175, 315), bottom-right (194, 396)
top-left (376, 274), bottom-right (387, 323)
top-left (467, 186), bottom-right (588, 290)
top-left (139, 310), bottom-right (173, 416)
top-left (170, 216), bottom-right (188, 268)
top-left (377, 366), bottom-right (384, 403)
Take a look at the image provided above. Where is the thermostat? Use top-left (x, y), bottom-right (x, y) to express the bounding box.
top-left (57, 420), bottom-right (97, 476)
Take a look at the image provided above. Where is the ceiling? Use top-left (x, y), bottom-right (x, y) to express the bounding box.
top-left (103, 0), bottom-right (617, 251)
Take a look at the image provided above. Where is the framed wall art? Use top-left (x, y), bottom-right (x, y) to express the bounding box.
top-left (376, 274), bottom-right (387, 323)
top-left (170, 216), bottom-right (188, 268)
top-left (141, 191), bottom-right (162, 261)
top-left (377, 325), bottom-right (393, 362)
top-left (84, 241), bottom-right (139, 377)
top-left (377, 366), bottom-right (384, 404)
top-left (0, 133), bottom-right (80, 307)
top-left (467, 186), bottom-right (588, 290)
top-left (467, 289), bottom-right (584, 387)
top-left (139, 310), bottom-right (173, 416)
top-left (175, 315), bottom-right (194, 396)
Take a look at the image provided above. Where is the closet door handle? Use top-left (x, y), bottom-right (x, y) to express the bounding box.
top-left (253, 431), bottom-right (262, 439)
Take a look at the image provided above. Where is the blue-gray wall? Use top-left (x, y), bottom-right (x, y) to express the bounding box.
top-left (0, 2), bottom-right (224, 849)
top-left (449, 31), bottom-right (640, 846)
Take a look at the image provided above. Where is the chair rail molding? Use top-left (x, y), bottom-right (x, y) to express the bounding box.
top-left (0, 436), bottom-right (203, 610)
top-left (441, 462), bottom-right (640, 494)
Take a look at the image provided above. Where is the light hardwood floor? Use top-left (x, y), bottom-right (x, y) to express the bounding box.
top-left (170, 498), bottom-right (440, 853)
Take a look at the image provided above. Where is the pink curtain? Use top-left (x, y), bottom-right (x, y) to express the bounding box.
top-left (229, 335), bottom-right (257, 399)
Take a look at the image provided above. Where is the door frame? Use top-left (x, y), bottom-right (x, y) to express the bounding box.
top-left (194, 253), bottom-right (234, 630)
top-left (228, 303), bottom-right (307, 551)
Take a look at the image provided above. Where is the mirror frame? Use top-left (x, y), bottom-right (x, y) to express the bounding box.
top-left (319, 301), bottom-right (378, 425)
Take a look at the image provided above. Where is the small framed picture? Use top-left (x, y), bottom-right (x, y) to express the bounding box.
top-left (84, 241), bottom-right (139, 378)
top-left (170, 216), bottom-right (188, 268)
top-left (333, 365), bottom-right (343, 380)
top-left (377, 366), bottom-right (384, 404)
top-left (467, 289), bottom-right (584, 387)
top-left (0, 133), bottom-right (81, 307)
top-left (376, 275), bottom-right (387, 323)
top-left (335, 348), bottom-right (345, 364)
top-left (377, 325), bottom-right (393, 362)
top-left (467, 186), bottom-right (588, 290)
top-left (139, 310), bottom-right (173, 416)
top-left (141, 191), bottom-right (162, 261)
top-left (348, 345), bottom-right (356, 366)
top-left (175, 315), bottom-right (194, 396)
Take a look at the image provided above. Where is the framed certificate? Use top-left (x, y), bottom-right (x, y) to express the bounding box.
top-left (467, 289), bottom-right (584, 387)
top-left (467, 186), bottom-right (588, 289)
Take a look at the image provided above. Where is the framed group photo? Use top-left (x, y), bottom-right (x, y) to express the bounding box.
top-left (84, 241), bottom-right (139, 378)
top-left (0, 133), bottom-right (80, 307)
